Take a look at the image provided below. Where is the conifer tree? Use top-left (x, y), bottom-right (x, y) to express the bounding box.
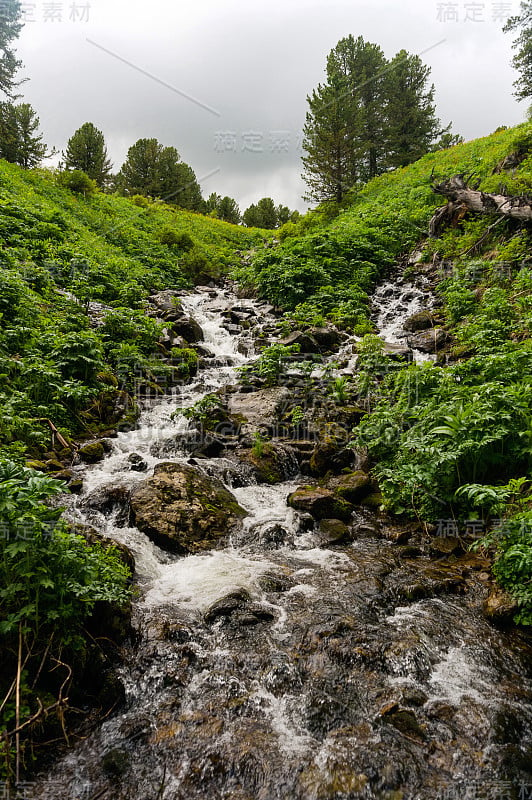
top-left (0, 0), bottom-right (23, 99)
top-left (384, 51), bottom-right (445, 170)
top-left (63, 123), bottom-right (112, 186)
top-left (302, 35), bottom-right (448, 202)
top-left (0, 102), bottom-right (50, 167)
top-left (504, 1), bottom-right (532, 100)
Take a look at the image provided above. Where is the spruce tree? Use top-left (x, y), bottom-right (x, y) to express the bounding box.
top-left (0, 0), bottom-right (23, 99)
top-left (63, 123), bottom-right (112, 186)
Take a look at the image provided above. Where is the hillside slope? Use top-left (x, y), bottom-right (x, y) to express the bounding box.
top-left (239, 122), bottom-right (532, 624)
top-left (0, 162), bottom-right (265, 457)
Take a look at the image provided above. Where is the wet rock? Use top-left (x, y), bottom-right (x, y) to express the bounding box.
top-left (351, 519), bottom-right (381, 539)
top-left (148, 290), bottom-right (181, 313)
top-left (128, 453), bottom-right (148, 472)
top-left (319, 518), bottom-right (351, 545)
top-left (287, 486), bottom-right (353, 521)
top-left (403, 310), bottom-right (437, 332)
top-left (204, 589), bottom-right (251, 623)
top-left (257, 573), bottom-right (295, 593)
top-left (307, 327), bottom-right (342, 351)
top-left (78, 440), bottom-right (105, 463)
top-left (278, 330), bottom-right (320, 353)
top-left (102, 748), bottom-right (130, 776)
top-left (482, 586), bottom-right (518, 624)
top-left (258, 524), bottom-right (292, 548)
top-left (382, 341), bottom-right (412, 361)
top-left (170, 316), bottom-right (204, 343)
top-left (381, 709), bottom-right (426, 740)
top-left (408, 328), bottom-right (449, 353)
top-left (401, 688), bottom-right (428, 707)
top-left (238, 443), bottom-right (297, 484)
top-left (82, 484), bottom-right (131, 526)
top-left (237, 603), bottom-right (276, 625)
top-left (429, 536), bottom-right (464, 556)
top-left (328, 470), bottom-right (372, 504)
top-left (130, 462), bottom-right (247, 554)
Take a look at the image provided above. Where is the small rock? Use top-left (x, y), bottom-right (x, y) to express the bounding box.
top-left (429, 536), bottom-right (463, 556)
top-left (319, 519), bottom-right (351, 545)
top-left (482, 587), bottom-right (518, 624)
top-left (128, 453), bottom-right (148, 472)
top-left (204, 589), bottom-right (250, 623)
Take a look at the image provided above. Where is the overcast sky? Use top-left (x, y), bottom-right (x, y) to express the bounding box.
top-left (16, 0), bottom-right (526, 211)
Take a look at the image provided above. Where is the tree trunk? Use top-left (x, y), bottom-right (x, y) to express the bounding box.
top-left (429, 174), bottom-right (532, 237)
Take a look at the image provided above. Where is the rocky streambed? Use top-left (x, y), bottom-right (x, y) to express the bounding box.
top-left (34, 279), bottom-right (532, 800)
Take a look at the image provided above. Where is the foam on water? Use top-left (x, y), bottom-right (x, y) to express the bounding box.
top-left (143, 550), bottom-right (275, 613)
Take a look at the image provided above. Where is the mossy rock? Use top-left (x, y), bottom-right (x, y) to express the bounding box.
top-left (329, 471), bottom-right (372, 504)
top-left (130, 462), bottom-right (247, 553)
top-left (287, 486), bottom-right (353, 521)
top-left (78, 441), bottom-right (105, 463)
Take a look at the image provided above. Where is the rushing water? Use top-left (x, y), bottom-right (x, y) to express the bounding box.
top-left (35, 283), bottom-right (532, 800)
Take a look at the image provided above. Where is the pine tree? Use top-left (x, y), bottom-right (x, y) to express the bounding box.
top-left (504, 1), bottom-right (532, 100)
top-left (13, 103), bottom-right (49, 167)
top-left (302, 79), bottom-right (357, 203)
top-left (242, 203), bottom-right (260, 227)
top-left (0, 102), bottom-right (50, 167)
top-left (118, 138), bottom-right (204, 211)
top-left (174, 162), bottom-right (204, 211)
top-left (0, 101), bottom-right (18, 161)
top-left (302, 35), bottom-right (448, 202)
top-left (384, 51), bottom-right (445, 170)
top-left (0, 0), bottom-right (23, 99)
top-left (63, 122), bottom-right (112, 186)
top-left (118, 138), bottom-right (163, 196)
top-left (217, 196), bottom-right (241, 224)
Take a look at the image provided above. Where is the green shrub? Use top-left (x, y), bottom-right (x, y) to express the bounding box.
top-left (59, 169), bottom-right (98, 195)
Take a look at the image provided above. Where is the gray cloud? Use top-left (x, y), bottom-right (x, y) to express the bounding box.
top-left (16, 0), bottom-right (525, 212)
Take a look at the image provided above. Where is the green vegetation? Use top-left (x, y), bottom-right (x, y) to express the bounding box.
top-left (0, 159), bottom-right (263, 459)
top-left (0, 461), bottom-right (131, 779)
top-left (237, 121), bottom-right (532, 622)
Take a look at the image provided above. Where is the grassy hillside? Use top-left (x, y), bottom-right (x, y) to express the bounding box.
top-left (0, 162), bottom-right (265, 458)
top-left (240, 122), bottom-right (532, 624)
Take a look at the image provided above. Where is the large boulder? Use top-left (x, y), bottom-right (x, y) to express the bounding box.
top-left (307, 327), bottom-right (342, 351)
top-left (407, 328), bottom-right (449, 353)
top-left (278, 330), bottom-right (320, 354)
top-left (130, 462), bottom-right (247, 554)
top-left (228, 387), bottom-right (290, 429)
top-left (169, 316), bottom-right (204, 344)
top-left (287, 486), bottom-right (353, 521)
top-left (403, 310), bottom-right (437, 332)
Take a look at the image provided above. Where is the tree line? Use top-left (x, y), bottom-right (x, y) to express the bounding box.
top-left (2, 0), bottom-right (532, 218)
